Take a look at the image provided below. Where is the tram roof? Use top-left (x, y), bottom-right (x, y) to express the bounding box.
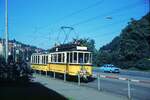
top-left (49, 44), bottom-right (89, 52)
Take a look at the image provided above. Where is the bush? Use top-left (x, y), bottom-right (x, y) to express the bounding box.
top-left (136, 58), bottom-right (150, 70)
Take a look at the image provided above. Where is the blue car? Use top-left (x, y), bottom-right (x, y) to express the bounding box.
top-left (99, 64), bottom-right (120, 73)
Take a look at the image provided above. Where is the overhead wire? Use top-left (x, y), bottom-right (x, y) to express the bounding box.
top-left (36, 0), bottom-right (104, 31)
top-left (70, 0), bottom-right (142, 26)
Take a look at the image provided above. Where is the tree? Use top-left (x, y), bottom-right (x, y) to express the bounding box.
top-left (97, 12), bottom-right (150, 70)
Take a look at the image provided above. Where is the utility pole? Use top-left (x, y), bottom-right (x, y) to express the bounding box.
top-left (5, 0), bottom-right (8, 63)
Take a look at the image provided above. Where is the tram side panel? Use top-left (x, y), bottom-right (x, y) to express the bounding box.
top-left (48, 63), bottom-right (67, 74)
top-left (67, 64), bottom-right (92, 76)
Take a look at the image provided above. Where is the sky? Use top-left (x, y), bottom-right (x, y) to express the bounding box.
top-left (0, 0), bottom-right (149, 49)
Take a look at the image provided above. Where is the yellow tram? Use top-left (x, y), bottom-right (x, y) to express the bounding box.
top-left (30, 44), bottom-right (92, 79)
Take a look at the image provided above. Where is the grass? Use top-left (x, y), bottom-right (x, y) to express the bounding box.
top-left (68, 97), bottom-right (75, 100)
top-left (92, 66), bottom-right (99, 70)
top-left (128, 67), bottom-right (150, 72)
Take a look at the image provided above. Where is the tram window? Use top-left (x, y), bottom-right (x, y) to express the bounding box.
top-left (42, 56), bottom-right (44, 64)
top-left (46, 56), bottom-right (48, 64)
top-left (62, 53), bottom-right (64, 62)
top-left (36, 56), bottom-right (38, 63)
top-left (74, 52), bottom-right (77, 63)
top-left (33, 56), bottom-right (35, 63)
top-left (67, 53), bottom-right (69, 63)
top-left (54, 54), bottom-right (57, 62)
top-left (58, 54), bottom-right (61, 62)
top-left (44, 56), bottom-right (46, 64)
top-left (34, 56), bottom-right (36, 64)
top-left (51, 54), bottom-right (53, 63)
top-left (51, 54), bottom-right (55, 63)
top-left (38, 56), bottom-right (40, 64)
top-left (35, 56), bottom-right (37, 64)
top-left (41, 56), bottom-right (43, 64)
top-left (45, 56), bottom-right (46, 64)
top-left (35, 56), bottom-right (36, 63)
top-left (89, 53), bottom-right (92, 63)
top-left (43, 56), bottom-right (44, 64)
top-left (32, 56), bottom-right (33, 63)
top-left (70, 53), bottom-right (72, 63)
top-left (78, 53), bottom-right (83, 63)
top-left (84, 53), bottom-right (89, 63)
top-left (31, 56), bottom-right (33, 63)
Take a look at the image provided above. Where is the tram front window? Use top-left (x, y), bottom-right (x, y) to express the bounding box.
top-left (78, 53), bottom-right (91, 64)
top-left (78, 53), bottom-right (83, 63)
top-left (84, 53), bottom-right (89, 63)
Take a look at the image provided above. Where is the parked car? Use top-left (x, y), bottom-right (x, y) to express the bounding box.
top-left (99, 64), bottom-right (120, 73)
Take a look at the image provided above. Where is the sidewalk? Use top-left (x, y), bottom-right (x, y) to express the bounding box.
top-left (33, 74), bottom-right (127, 100)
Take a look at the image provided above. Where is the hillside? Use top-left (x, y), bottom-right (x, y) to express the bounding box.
top-left (97, 12), bottom-right (150, 70)
top-left (0, 39), bottom-right (45, 61)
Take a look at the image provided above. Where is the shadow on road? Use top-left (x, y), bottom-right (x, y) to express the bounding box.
top-left (0, 81), bottom-right (67, 100)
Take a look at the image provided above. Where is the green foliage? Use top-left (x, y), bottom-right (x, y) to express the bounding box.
top-left (96, 12), bottom-right (150, 70)
top-left (136, 58), bottom-right (150, 70)
top-left (0, 55), bottom-right (33, 82)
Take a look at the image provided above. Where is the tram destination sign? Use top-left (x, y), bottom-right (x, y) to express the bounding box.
top-left (76, 46), bottom-right (87, 50)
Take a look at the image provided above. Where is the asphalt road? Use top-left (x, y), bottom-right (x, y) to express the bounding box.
top-left (81, 77), bottom-right (150, 100)
top-left (120, 70), bottom-right (150, 78)
top-left (35, 69), bottom-right (150, 100)
top-left (93, 68), bottom-right (150, 79)
top-left (91, 69), bottom-right (150, 100)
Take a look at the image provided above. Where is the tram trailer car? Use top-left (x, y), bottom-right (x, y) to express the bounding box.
top-left (31, 44), bottom-right (93, 80)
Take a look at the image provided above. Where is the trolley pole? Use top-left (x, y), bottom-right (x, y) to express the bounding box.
top-left (5, 0), bottom-right (8, 63)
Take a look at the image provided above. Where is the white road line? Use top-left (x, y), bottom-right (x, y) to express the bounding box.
top-left (119, 77), bottom-right (127, 81)
top-left (131, 79), bottom-right (140, 82)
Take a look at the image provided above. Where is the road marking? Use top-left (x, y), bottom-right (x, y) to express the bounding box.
top-left (119, 77), bottom-right (127, 81)
top-left (123, 88), bottom-right (135, 91)
top-left (131, 79), bottom-right (140, 82)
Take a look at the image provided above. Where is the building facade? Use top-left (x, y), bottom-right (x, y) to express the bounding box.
top-left (0, 42), bottom-right (3, 56)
